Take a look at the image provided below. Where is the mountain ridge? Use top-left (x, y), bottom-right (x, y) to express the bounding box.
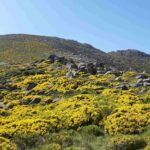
top-left (0, 34), bottom-right (150, 72)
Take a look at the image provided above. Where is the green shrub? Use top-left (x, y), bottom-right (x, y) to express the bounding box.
top-left (14, 133), bottom-right (43, 149)
top-left (78, 125), bottom-right (104, 136)
top-left (107, 135), bottom-right (146, 150)
top-left (41, 143), bottom-right (61, 150)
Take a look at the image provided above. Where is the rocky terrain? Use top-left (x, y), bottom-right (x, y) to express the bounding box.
top-left (0, 54), bottom-right (150, 150)
top-left (0, 34), bottom-right (150, 73)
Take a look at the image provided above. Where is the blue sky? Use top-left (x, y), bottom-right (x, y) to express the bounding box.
top-left (0, 0), bottom-right (150, 53)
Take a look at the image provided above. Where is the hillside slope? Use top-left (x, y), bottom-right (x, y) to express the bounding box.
top-left (0, 55), bottom-right (150, 149)
top-left (0, 34), bottom-right (150, 72)
top-left (0, 34), bottom-right (107, 64)
top-left (109, 49), bottom-right (150, 72)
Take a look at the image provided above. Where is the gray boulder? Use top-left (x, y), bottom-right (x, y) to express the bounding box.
top-left (109, 66), bottom-right (118, 71)
top-left (52, 98), bottom-right (60, 103)
top-left (116, 84), bottom-right (128, 90)
top-left (25, 90), bottom-right (34, 95)
top-left (48, 55), bottom-right (67, 64)
top-left (21, 100), bottom-right (30, 105)
top-left (78, 63), bottom-right (97, 74)
top-left (136, 74), bottom-right (148, 79)
top-left (105, 71), bottom-right (112, 75)
top-left (115, 76), bottom-right (122, 81)
top-left (48, 54), bottom-right (58, 63)
top-left (144, 82), bottom-right (150, 87)
top-left (97, 70), bottom-right (106, 74)
top-left (130, 83), bottom-right (141, 88)
top-left (143, 78), bottom-right (150, 83)
top-left (66, 62), bottom-right (77, 69)
top-left (56, 56), bottom-right (68, 65)
top-left (0, 102), bottom-right (8, 110)
top-left (137, 79), bottom-right (143, 84)
top-left (66, 70), bottom-right (78, 78)
top-left (87, 63), bottom-right (97, 74)
top-left (29, 97), bottom-right (41, 104)
top-left (78, 63), bottom-right (87, 72)
top-left (105, 70), bottom-right (122, 76)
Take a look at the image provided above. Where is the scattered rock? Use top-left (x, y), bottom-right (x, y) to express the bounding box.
top-left (136, 74), bottom-right (148, 79)
top-left (105, 70), bottom-right (122, 76)
top-left (48, 54), bottom-right (58, 63)
top-left (0, 102), bottom-right (8, 110)
top-left (109, 66), bottom-right (118, 71)
top-left (21, 100), bottom-right (30, 105)
top-left (97, 70), bottom-right (106, 74)
top-left (137, 79), bottom-right (143, 84)
top-left (26, 82), bottom-right (37, 90)
top-left (37, 91), bottom-right (45, 95)
top-left (52, 98), bottom-right (60, 103)
top-left (116, 84), bottom-right (128, 90)
top-left (48, 54), bottom-right (124, 76)
top-left (48, 54), bottom-right (68, 64)
top-left (143, 78), bottom-right (150, 83)
top-left (29, 97), bottom-right (41, 104)
top-left (130, 83), bottom-right (141, 88)
top-left (78, 63), bottom-right (87, 72)
top-left (144, 82), bottom-right (150, 87)
top-left (87, 63), bottom-right (97, 74)
top-left (78, 62), bottom-right (97, 74)
top-left (115, 76), bottom-right (122, 81)
top-left (25, 90), bottom-right (34, 95)
top-left (66, 70), bottom-right (78, 78)
top-left (56, 56), bottom-right (68, 65)
top-left (105, 71), bottom-right (112, 75)
top-left (66, 62), bottom-right (77, 69)
top-left (113, 71), bottom-right (122, 77)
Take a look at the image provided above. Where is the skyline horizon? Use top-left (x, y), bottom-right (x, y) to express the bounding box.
top-left (1, 0), bottom-right (150, 54)
top-left (0, 32), bottom-right (149, 54)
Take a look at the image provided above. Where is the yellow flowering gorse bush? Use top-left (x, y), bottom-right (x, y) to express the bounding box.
top-left (1, 60), bottom-right (150, 149)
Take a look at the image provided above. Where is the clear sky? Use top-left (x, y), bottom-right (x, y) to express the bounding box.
top-left (0, 0), bottom-right (150, 53)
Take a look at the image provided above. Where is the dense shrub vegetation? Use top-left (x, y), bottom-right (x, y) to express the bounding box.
top-left (0, 58), bottom-right (150, 150)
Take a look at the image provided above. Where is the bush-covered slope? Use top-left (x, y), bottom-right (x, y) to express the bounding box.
top-left (0, 34), bottom-right (107, 64)
top-left (0, 34), bottom-right (150, 72)
top-left (0, 56), bottom-right (150, 150)
top-left (109, 49), bottom-right (150, 72)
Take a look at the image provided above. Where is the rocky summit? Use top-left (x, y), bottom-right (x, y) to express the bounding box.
top-left (0, 53), bottom-right (150, 150)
